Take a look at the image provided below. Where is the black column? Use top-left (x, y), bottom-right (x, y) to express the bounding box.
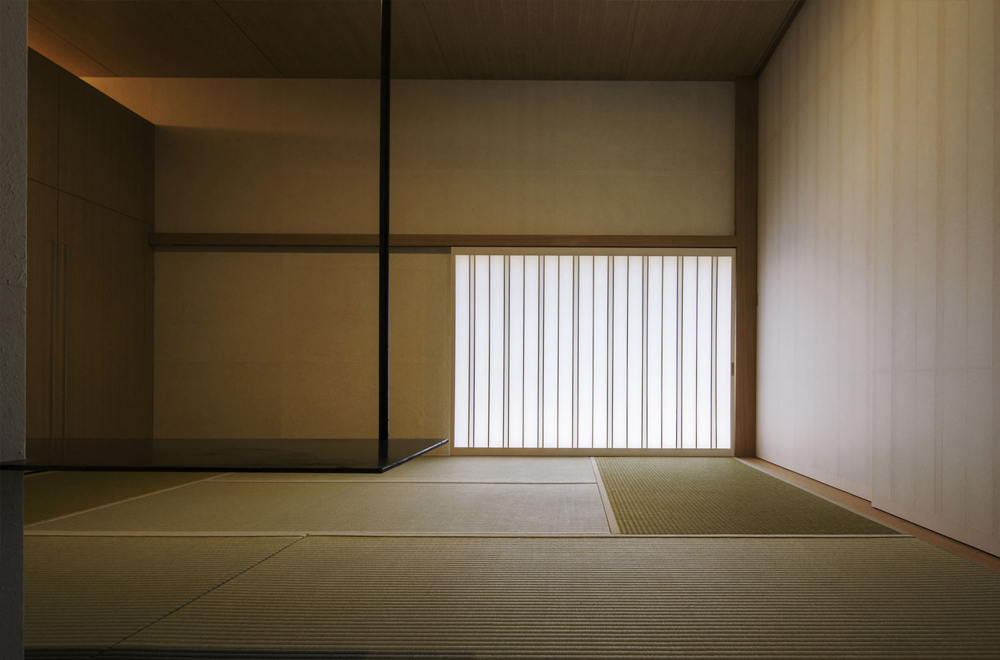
top-left (378, 0), bottom-right (391, 465)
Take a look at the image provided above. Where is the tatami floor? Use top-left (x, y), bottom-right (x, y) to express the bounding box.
top-left (23, 457), bottom-right (1000, 658)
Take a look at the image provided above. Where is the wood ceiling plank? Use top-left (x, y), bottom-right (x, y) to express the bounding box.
top-left (627, 1), bottom-right (796, 80)
top-left (28, 0), bottom-right (799, 81)
top-left (29, 1), bottom-right (282, 77)
top-left (217, 0), bottom-right (381, 78)
top-left (28, 16), bottom-right (117, 77)
top-left (423, 0), bottom-right (637, 80)
top-left (391, 1), bottom-right (451, 79)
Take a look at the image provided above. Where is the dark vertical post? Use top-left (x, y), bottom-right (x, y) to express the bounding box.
top-left (733, 76), bottom-right (758, 458)
top-left (378, 0), bottom-right (391, 465)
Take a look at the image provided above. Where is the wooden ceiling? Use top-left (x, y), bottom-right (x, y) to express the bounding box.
top-left (28, 0), bottom-right (799, 81)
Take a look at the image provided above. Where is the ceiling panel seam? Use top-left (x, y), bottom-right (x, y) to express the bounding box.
top-left (28, 12), bottom-right (120, 77)
top-left (622, 1), bottom-right (641, 81)
top-left (212, 0), bottom-right (286, 78)
top-left (420, 1), bottom-right (453, 79)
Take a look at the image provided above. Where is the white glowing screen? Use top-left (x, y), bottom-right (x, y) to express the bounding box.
top-left (454, 255), bottom-right (733, 450)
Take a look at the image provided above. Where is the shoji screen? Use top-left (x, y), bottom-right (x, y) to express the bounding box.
top-left (453, 252), bottom-right (734, 451)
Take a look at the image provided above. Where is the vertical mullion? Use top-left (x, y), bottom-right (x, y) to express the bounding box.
top-left (676, 258), bottom-right (682, 449)
top-left (642, 256), bottom-right (648, 449)
top-left (608, 259), bottom-right (613, 449)
top-left (504, 255), bottom-right (510, 448)
top-left (573, 256), bottom-right (580, 449)
top-left (521, 257), bottom-right (537, 448)
top-left (661, 258), bottom-right (666, 449)
top-left (470, 258), bottom-right (476, 447)
top-left (488, 258), bottom-right (491, 447)
top-left (592, 258), bottom-right (596, 448)
top-left (712, 256), bottom-right (718, 449)
top-left (538, 259), bottom-right (543, 448)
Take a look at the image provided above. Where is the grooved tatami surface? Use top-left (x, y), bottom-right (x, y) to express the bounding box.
top-left (597, 457), bottom-right (899, 535)
top-left (25, 536), bottom-right (297, 652)
top-left (26, 536), bottom-right (1000, 659)
top-left (28, 480), bottom-right (610, 534)
top-left (24, 471), bottom-right (219, 525)
top-left (24, 457), bottom-right (1000, 658)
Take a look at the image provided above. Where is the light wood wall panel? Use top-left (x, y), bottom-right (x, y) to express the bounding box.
top-left (759, 0), bottom-right (999, 557)
top-left (26, 181), bottom-right (58, 439)
top-left (60, 194), bottom-right (152, 439)
top-left (86, 78), bottom-right (735, 237)
top-left (25, 52), bottom-right (154, 441)
top-left (759, 0), bottom-right (876, 499)
top-left (59, 71), bottom-right (152, 222)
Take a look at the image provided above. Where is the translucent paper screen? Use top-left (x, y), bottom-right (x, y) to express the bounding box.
top-left (454, 255), bottom-right (733, 450)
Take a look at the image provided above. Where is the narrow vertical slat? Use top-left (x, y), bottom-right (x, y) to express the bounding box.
top-left (591, 258), bottom-right (596, 448)
top-left (717, 256), bottom-right (734, 450)
top-left (677, 257), bottom-right (683, 449)
top-left (503, 255), bottom-right (510, 448)
top-left (521, 257), bottom-right (528, 447)
top-left (470, 257), bottom-right (476, 447)
top-left (538, 257), bottom-right (544, 448)
top-left (573, 256), bottom-right (580, 448)
top-left (608, 259), bottom-right (614, 448)
top-left (642, 257), bottom-right (649, 449)
top-left (695, 256), bottom-right (700, 447)
top-left (712, 256), bottom-right (719, 449)
top-left (487, 256), bottom-right (492, 447)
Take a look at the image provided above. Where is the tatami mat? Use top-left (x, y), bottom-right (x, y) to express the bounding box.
top-left (597, 457), bottom-right (899, 535)
top-left (215, 456), bottom-right (596, 483)
top-left (24, 471), bottom-right (220, 525)
top-left (63, 536), bottom-right (1000, 658)
top-left (24, 536), bottom-right (298, 655)
top-left (29, 482), bottom-right (610, 534)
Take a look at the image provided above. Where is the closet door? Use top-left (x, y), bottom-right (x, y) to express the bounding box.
top-left (26, 181), bottom-right (60, 439)
top-left (59, 193), bottom-right (152, 438)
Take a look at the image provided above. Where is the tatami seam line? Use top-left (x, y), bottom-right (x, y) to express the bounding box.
top-left (591, 456), bottom-right (621, 534)
top-left (92, 535), bottom-right (307, 659)
top-left (24, 531), bottom-right (912, 539)
top-left (23, 472), bottom-right (234, 528)
top-left (211, 479), bottom-right (598, 484)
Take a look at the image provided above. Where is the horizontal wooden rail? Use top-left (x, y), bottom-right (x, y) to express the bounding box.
top-left (149, 233), bottom-right (739, 249)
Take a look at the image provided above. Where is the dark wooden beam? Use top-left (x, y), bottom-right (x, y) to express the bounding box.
top-left (378, 0), bottom-right (391, 464)
top-left (149, 233), bottom-right (738, 249)
top-left (733, 76), bottom-right (758, 458)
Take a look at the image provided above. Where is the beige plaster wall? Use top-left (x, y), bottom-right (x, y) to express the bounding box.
top-left (758, 0), bottom-right (1000, 556)
top-left (88, 78), bottom-right (735, 236)
top-left (153, 250), bottom-right (449, 440)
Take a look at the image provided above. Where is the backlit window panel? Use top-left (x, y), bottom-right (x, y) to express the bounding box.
top-left (453, 254), bottom-right (733, 450)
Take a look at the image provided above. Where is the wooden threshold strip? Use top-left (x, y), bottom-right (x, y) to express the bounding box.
top-left (149, 233), bottom-right (738, 249)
